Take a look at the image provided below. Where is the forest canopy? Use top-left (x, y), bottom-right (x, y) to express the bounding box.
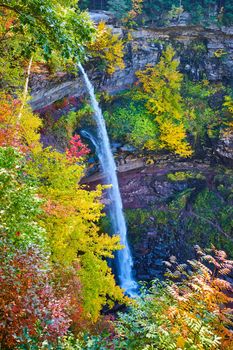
top-left (79, 0), bottom-right (233, 25)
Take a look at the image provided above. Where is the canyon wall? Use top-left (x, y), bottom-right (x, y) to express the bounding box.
top-left (30, 15), bottom-right (233, 110)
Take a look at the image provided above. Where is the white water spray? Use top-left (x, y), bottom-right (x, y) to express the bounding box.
top-left (78, 63), bottom-right (137, 296)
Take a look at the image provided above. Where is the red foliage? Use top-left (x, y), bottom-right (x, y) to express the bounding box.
top-left (0, 95), bottom-right (28, 152)
top-left (0, 242), bottom-right (71, 348)
top-left (0, 95), bottom-right (17, 146)
top-left (66, 134), bottom-right (90, 160)
top-left (54, 97), bottom-right (69, 109)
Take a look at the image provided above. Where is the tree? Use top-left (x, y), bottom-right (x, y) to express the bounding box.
top-left (0, 94), bottom-right (42, 153)
top-left (223, 95), bottom-right (233, 128)
top-left (182, 80), bottom-right (222, 151)
top-left (0, 0), bottom-right (94, 60)
top-left (87, 21), bottom-right (125, 74)
top-left (104, 101), bottom-right (159, 149)
top-left (0, 147), bottom-right (45, 249)
top-left (27, 147), bottom-right (124, 321)
top-left (136, 46), bottom-right (192, 157)
top-left (66, 134), bottom-right (90, 160)
top-left (0, 0), bottom-right (95, 89)
top-left (107, 0), bottom-right (131, 20)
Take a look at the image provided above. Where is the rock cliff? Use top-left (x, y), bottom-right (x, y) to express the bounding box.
top-left (30, 18), bottom-right (233, 110)
top-left (84, 153), bottom-right (233, 281)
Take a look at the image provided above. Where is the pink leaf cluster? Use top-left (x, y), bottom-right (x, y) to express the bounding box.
top-left (66, 134), bottom-right (90, 160)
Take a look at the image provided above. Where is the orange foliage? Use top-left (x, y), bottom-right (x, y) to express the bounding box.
top-left (166, 246), bottom-right (233, 349)
top-left (0, 94), bottom-right (42, 153)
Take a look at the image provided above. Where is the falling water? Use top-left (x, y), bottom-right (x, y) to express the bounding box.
top-left (78, 63), bottom-right (137, 296)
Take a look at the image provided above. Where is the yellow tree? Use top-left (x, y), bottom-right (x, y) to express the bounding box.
top-left (136, 46), bottom-right (192, 157)
top-left (87, 22), bottom-right (125, 75)
top-left (27, 148), bottom-right (124, 321)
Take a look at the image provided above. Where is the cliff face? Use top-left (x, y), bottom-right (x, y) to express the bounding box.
top-left (30, 21), bottom-right (233, 110)
top-left (84, 153), bottom-right (233, 281)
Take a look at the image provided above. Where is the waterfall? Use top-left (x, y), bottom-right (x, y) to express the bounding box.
top-left (78, 63), bottom-right (137, 296)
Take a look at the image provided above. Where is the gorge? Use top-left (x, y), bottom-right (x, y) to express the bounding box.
top-left (1, 2), bottom-right (233, 348)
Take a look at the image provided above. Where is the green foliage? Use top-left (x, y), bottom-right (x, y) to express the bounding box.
top-left (182, 80), bottom-right (224, 143)
top-left (167, 171), bottom-right (205, 181)
top-left (189, 188), bottom-right (233, 247)
top-left (77, 247), bottom-right (233, 349)
top-left (77, 281), bottom-right (222, 349)
top-left (126, 167), bottom-right (233, 258)
top-left (107, 0), bottom-right (131, 20)
top-left (77, 0), bottom-right (233, 26)
top-left (141, 0), bottom-right (233, 26)
top-left (112, 285), bottom-right (221, 349)
top-left (0, 147), bottom-right (46, 249)
top-left (104, 102), bottom-right (158, 148)
top-left (0, 0), bottom-right (95, 88)
top-left (1, 0), bottom-right (94, 59)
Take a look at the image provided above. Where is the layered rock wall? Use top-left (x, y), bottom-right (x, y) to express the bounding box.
top-left (30, 21), bottom-right (233, 110)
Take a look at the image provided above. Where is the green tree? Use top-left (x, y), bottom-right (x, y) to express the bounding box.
top-left (0, 0), bottom-right (95, 88)
top-left (182, 80), bottom-right (223, 152)
top-left (0, 147), bottom-right (45, 249)
top-left (107, 0), bottom-right (131, 20)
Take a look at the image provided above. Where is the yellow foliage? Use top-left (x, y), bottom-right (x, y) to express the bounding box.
top-left (166, 247), bottom-right (233, 349)
top-left (28, 147), bottom-right (124, 321)
top-left (214, 49), bottom-right (227, 58)
top-left (87, 22), bottom-right (125, 75)
top-left (176, 336), bottom-right (185, 348)
top-left (0, 93), bottom-right (42, 153)
top-left (223, 96), bottom-right (233, 135)
top-left (159, 121), bottom-right (193, 157)
top-left (19, 103), bottom-right (42, 153)
top-left (136, 46), bottom-right (193, 157)
top-left (224, 95), bottom-right (233, 114)
top-left (143, 139), bottom-right (157, 150)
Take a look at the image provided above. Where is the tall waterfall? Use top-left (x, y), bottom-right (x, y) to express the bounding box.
top-left (78, 63), bottom-right (137, 296)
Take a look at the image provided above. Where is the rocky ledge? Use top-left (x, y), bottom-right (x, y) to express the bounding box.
top-left (30, 18), bottom-right (233, 110)
top-left (83, 152), bottom-right (233, 282)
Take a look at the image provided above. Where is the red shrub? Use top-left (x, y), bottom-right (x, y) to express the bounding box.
top-left (66, 134), bottom-right (90, 160)
top-left (0, 242), bottom-right (71, 348)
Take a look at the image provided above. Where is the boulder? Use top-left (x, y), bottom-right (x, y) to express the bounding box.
top-left (216, 129), bottom-right (233, 165)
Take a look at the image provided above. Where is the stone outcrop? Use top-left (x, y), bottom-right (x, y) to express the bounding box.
top-left (83, 151), bottom-right (233, 281)
top-left (84, 156), bottom-right (212, 209)
top-left (30, 15), bottom-right (233, 110)
top-left (216, 129), bottom-right (233, 165)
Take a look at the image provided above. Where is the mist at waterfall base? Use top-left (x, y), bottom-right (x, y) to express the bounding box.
top-left (78, 63), bottom-right (138, 297)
